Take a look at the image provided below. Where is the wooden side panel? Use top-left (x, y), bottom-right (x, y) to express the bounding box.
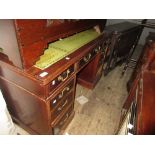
top-left (0, 60), bottom-right (45, 98)
top-left (138, 72), bottom-right (155, 134)
top-left (14, 19), bottom-right (106, 69)
top-left (15, 19), bottom-right (106, 46)
top-left (0, 78), bottom-right (51, 135)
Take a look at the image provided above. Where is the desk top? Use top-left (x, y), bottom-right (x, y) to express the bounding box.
top-left (35, 29), bottom-right (100, 69)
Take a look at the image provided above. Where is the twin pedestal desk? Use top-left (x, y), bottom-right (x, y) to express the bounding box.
top-left (0, 19), bottom-right (113, 134)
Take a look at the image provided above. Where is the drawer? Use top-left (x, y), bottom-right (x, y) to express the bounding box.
top-left (52, 105), bottom-right (73, 134)
top-left (51, 91), bottom-right (74, 121)
top-left (78, 49), bottom-right (97, 70)
top-left (50, 78), bottom-right (75, 109)
top-left (48, 64), bottom-right (74, 94)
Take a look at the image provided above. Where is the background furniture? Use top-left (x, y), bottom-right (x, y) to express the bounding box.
top-left (103, 21), bottom-right (145, 76)
top-left (117, 38), bottom-right (155, 134)
top-left (127, 32), bottom-right (155, 92)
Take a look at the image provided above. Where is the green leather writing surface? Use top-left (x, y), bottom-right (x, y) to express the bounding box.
top-left (35, 29), bottom-right (99, 69)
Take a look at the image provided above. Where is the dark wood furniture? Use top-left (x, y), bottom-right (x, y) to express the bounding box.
top-left (0, 19), bottom-right (110, 134)
top-left (103, 21), bottom-right (144, 75)
top-left (127, 32), bottom-right (155, 92)
top-left (117, 39), bottom-right (155, 135)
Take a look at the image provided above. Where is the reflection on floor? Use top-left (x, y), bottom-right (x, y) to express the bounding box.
top-left (14, 45), bottom-right (143, 135)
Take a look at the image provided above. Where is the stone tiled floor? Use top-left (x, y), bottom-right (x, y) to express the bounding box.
top-left (64, 65), bottom-right (133, 135)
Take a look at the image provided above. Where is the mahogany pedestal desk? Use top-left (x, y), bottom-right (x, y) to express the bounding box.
top-left (0, 19), bottom-right (111, 134)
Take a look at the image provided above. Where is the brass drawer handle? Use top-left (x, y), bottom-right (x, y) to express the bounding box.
top-left (94, 46), bottom-right (101, 53)
top-left (58, 69), bottom-right (70, 82)
top-left (59, 87), bottom-right (70, 99)
top-left (59, 113), bottom-right (69, 126)
top-left (83, 53), bottom-right (91, 62)
top-left (94, 48), bottom-right (98, 53)
top-left (57, 99), bottom-right (68, 112)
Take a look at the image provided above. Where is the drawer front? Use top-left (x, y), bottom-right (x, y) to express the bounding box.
top-left (78, 49), bottom-right (97, 70)
top-left (52, 105), bottom-right (73, 134)
top-left (48, 64), bottom-right (74, 94)
top-left (50, 78), bottom-right (75, 109)
top-left (51, 91), bottom-right (74, 121)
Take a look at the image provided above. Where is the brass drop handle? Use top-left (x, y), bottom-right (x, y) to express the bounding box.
top-left (58, 69), bottom-right (70, 82)
top-left (83, 53), bottom-right (91, 62)
top-left (59, 113), bottom-right (69, 126)
top-left (59, 87), bottom-right (70, 98)
top-left (57, 99), bottom-right (68, 111)
top-left (94, 48), bottom-right (98, 53)
top-left (94, 46), bottom-right (101, 53)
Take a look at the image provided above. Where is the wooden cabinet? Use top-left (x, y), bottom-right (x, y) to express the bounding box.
top-left (117, 40), bottom-right (155, 135)
top-left (104, 22), bottom-right (144, 75)
top-left (0, 19), bottom-right (110, 134)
